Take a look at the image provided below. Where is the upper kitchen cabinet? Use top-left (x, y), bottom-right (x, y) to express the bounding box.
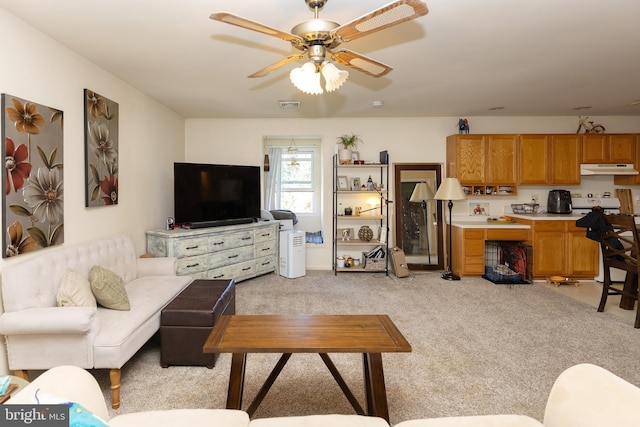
top-left (550, 134), bottom-right (581, 185)
top-left (582, 134), bottom-right (636, 164)
top-left (446, 134), bottom-right (517, 195)
top-left (519, 135), bottom-right (550, 184)
top-left (519, 134), bottom-right (581, 185)
top-left (614, 134), bottom-right (640, 185)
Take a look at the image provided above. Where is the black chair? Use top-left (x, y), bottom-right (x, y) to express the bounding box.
top-left (595, 214), bottom-right (640, 328)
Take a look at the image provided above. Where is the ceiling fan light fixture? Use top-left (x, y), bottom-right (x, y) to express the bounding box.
top-left (290, 61), bottom-right (323, 95)
top-left (321, 61), bottom-right (348, 92)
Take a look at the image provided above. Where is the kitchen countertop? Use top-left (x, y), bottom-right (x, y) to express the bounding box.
top-left (509, 213), bottom-right (584, 221)
top-left (451, 220), bottom-right (530, 229)
top-left (451, 213), bottom-right (585, 228)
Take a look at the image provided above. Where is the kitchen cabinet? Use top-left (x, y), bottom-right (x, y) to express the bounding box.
top-left (550, 135), bottom-right (581, 185)
top-left (582, 134), bottom-right (636, 164)
top-left (446, 134), bottom-right (517, 195)
top-left (614, 135), bottom-right (640, 185)
top-left (451, 225), bottom-right (529, 278)
top-left (512, 218), bottom-right (598, 279)
top-left (519, 135), bottom-right (550, 184)
top-left (519, 134), bottom-right (581, 185)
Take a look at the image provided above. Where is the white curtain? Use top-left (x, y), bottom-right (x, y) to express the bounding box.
top-left (264, 147), bottom-right (282, 211)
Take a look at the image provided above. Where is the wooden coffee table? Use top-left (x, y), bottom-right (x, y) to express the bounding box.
top-left (203, 314), bottom-right (411, 422)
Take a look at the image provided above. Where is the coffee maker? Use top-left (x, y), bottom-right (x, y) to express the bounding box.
top-left (547, 190), bottom-right (572, 214)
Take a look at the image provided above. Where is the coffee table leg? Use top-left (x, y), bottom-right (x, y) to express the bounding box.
top-left (226, 352), bottom-right (247, 409)
top-left (363, 352), bottom-right (389, 422)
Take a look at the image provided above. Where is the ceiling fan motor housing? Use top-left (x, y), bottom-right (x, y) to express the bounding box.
top-left (305, 0), bottom-right (327, 12)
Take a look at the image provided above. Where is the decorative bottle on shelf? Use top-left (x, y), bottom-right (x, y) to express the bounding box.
top-left (366, 175), bottom-right (374, 191)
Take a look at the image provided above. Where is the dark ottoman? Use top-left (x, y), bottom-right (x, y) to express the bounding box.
top-left (160, 279), bottom-right (235, 368)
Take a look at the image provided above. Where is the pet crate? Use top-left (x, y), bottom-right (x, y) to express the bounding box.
top-left (483, 241), bottom-right (533, 285)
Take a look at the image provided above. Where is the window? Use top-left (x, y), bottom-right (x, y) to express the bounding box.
top-left (265, 143), bottom-right (319, 214)
top-left (264, 136), bottom-right (322, 235)
top-left (277, 148), bottom-right (315, 213)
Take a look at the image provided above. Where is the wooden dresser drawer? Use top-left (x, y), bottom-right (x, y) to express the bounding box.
top-left (464, 229), bottom-right (485, 239)
top-left (465, 239), bottom-right (485, 256)
top-left (486, 229), bottom-right (529, 240)
top-left (255, 241), bottom-right (277, 257)
top-left (176, 254), bottom-right (209, 275)
top-left (174, 237), bottom-right (209, 257)
top-left (255, 226), bottom-right (277, 242)
top-left (209, 231), bottom-right (253, 252)
top-left (209, 245), bottom-right (254, 268)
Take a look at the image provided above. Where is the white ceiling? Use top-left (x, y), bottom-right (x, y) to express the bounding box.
top-left (1, 0), bottom-right (639, 119)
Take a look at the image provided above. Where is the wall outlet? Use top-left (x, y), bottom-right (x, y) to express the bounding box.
top-left (531, 194), bottom-right (539, 204)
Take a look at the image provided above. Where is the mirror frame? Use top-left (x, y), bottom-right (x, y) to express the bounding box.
top-left (393, 163), bottom-right (444, 271)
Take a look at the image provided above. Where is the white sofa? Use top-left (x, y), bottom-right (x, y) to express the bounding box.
top-left (0, 234), bottom-right (192, 409)
top-left (6, 363), bottom-right (640, 427)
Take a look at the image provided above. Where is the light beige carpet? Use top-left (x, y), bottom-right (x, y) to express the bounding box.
top-left (94, 270), bottom-right (640, 425)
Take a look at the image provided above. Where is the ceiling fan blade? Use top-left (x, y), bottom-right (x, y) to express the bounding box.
top-left (331, 0), bottom-right (428, 42)
top-left (210, 12), bottom-right (304, 46)
top-left (248, 53), bottom-right (306, 78)
top-left (331, 50), bottom-right (393, 78)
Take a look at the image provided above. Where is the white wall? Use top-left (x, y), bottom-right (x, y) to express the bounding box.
top-left (0, 8), bottom-right (185, 374)
top-left (186, 116), bottom-right (640, 270)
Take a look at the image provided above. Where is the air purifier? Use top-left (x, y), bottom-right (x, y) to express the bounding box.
top-left (279, 230), bottom-right (306, 278)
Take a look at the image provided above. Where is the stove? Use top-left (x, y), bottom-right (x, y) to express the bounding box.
top-left (571, 197), bottom-right (620, 214)
top-left (572, 197), bottom-right (625, 282)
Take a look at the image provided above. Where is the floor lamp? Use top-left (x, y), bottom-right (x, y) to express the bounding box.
top-left (409, 182), bottom-right (434, 264)
top-left (433, 177), bottom-right (467, 280)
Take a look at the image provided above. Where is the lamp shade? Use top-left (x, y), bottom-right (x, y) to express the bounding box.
top-left (321, 61), bottom-right (348, 92)
top-left (409, 182), bottom-right (434, 203)
top-left (433, 177), bottom-right (466, 201)
top-left (290, 62), bottom-right (322, 95)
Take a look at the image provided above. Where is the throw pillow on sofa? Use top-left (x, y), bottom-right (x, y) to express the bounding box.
top-left (34, 389), bottom-right (111, 427)
top-left (89, 266), bottom-right (130, 311)
top-left (57, 268), bottom-right (97, 308)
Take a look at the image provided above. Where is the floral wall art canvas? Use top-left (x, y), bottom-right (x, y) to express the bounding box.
top-left (1, 94), bottom-right (64, 258)
top-left (84, 89), bottom-right (118, 207)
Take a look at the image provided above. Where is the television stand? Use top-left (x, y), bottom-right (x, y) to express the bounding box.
top-left (147, 221), bottom-right (278, 283)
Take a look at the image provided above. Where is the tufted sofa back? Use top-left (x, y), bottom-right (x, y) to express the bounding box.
top-left (1, 234), bottom-right (138, 313)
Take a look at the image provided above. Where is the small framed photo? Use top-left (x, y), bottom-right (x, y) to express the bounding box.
top-left (337, 176), bottom-right (349, 190)
top-left (337, 228), bottom-right (355, 240)
top-left (351, 151), bottom-right (360, 162)
top-left (470, 202), bottom-right (490, 216)
top-left (351, 177), bottom-right (361, 191)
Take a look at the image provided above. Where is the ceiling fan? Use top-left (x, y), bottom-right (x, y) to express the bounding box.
top-left (210, 0), bottom-right (428, 93)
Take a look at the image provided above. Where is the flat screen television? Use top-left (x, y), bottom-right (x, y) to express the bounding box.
top-left (174, 162), bottom-right (261, 229)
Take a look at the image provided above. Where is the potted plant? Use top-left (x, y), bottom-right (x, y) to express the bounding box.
top-left (336, 133), bottom-right (362, 164)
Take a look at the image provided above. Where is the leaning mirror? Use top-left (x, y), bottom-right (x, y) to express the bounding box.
top-left (394, 164), bottom-right (444, 270)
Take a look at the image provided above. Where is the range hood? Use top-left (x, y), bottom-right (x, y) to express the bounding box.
top-left (580, 163), bottom-right (639, 176)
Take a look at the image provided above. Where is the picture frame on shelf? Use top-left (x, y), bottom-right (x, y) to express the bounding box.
top-left (351, 151), bottom-right (360, 162)
top-left (336, 228), bottom-right (355, 241)
top-left (351, 177), bottom-right (361, 191)
top-left (337, 176), bottom-right (349, 190)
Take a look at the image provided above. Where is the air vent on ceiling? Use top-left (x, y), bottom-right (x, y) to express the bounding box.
top-left (278, 101), bottom-right (301, 108)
